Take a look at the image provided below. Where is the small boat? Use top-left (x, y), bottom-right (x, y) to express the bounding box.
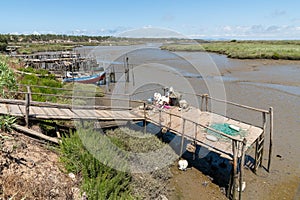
top-left (63, 71), bottom-right (106, 84)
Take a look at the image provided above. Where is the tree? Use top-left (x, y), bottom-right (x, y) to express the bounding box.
top-left (0, 35), bottom-right (8, 52)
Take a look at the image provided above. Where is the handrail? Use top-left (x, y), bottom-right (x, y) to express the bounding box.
top-left (149, 106), bottom-right (243, 142)
top-left (207, 96), bottom-right (270, 114)
top-left (0, 98), bottom-right (134, 110)
top-left (15, 84), bottom-right (269, 115)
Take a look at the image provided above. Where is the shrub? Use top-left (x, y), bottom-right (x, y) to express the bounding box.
top-left (0, 57), bottom-right (18, 98)
top-left (0, 115), bottom-right (16, 132)
top-left (59, 128), bottom-right (133, 200)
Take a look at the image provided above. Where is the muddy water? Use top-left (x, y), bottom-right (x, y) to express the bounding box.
top-left (77, 44), bottom-right (300, 199)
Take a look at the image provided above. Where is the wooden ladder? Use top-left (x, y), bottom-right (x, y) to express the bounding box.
top-left (254, 134), bottom-right (265, 172)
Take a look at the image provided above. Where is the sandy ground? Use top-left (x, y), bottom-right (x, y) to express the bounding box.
top-left (0, 129), bottom-right (80, 199)
top-left (165, 57), bottom-right (300, 200)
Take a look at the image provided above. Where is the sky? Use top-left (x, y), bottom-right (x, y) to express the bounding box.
top-left (1, 0), bottom-right (300, 39)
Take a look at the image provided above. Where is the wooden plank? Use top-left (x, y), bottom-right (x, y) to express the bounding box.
top-left (12, 124), bottom-right (59, 144)
top-left (57, 108), bottom-right (74, 119)
top-left (0, 104), bottom-right (9, 114)
top-left (94, 110), bottom-right (109, 118)
top-left (40, 107), bottom-right (57, 118)
top-left (144, 106), bottom-right (265, 161)
top-left (7, 104), bottom-right (23, 116)
top-left (72, 109), bottom-right (93, 119)
top-left (51, 107), bottom-right (73, 119)
top-left (30, 106), bottom-right (47, 117)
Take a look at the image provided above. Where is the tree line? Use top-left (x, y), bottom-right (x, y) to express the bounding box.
top-left (0, 34), bottom-right (112, 51)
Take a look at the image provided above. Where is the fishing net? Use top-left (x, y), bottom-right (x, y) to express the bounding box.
top-left (207, 123), bottom-right (248, 141)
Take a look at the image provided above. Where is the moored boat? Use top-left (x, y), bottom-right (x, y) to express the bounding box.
top-left (63, 71), bottom-right (106, 84)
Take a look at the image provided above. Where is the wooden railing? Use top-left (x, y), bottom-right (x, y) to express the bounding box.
top-left (2, 84), bottom-right (274, 200)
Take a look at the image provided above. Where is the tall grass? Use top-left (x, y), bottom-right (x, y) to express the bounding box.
top-left (17, 43), bottom-right (74, 54)
top-left (60, 126), bottom-right (176, 199)
top-left (18, 67), bottom-right (104, 103)
top-left (161, 40), bottom-right (300, 60)
top-left (0, 56), bottom-right (18, 98)
top-left (60, 127), bottom-right (133, 200)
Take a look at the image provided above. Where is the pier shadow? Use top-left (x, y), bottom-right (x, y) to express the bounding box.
top-left (128, 121), bottom-right (256, 190)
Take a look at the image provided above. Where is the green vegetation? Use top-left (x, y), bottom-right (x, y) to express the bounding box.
top-left (18, 67), bottom-right (63, 102)
top-left (17, 43), bottom-right (75, 54)
top-left (60, 127), bottom-right (176, 199)
top-left (1, 34), bottom-right (110, 44)
top-left (0, 35), bottom-right (8, 52)
top-left (0, 33), bottom-right (111, 54)
top-left (0, 56), bottom-right (18, 98)
top-left (17, 66), bottom-right (104, 103)
top-left (0, 115), bottom-right (16, 132)
top-left (161, 40), bottom-right (300, 60)
top-left (60, 127), bottom-right (133, 199)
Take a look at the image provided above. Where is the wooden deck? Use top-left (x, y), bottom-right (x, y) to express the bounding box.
top-left (0, 103), bottom-right (143, 121)
top-left (133, 106), bottom-right (264, 160)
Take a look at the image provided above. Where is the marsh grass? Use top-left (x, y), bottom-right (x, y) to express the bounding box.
top-left (59, 127), bottom-right (176, 199)
top-left (161, 40), bottom-right (300, 60)
top-left (60, 128), bottom-right (133, 200)
top-left (17, 43), bottom-right (74, 54)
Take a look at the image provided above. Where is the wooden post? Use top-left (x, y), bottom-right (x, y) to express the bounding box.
top-left (193, 123), bottom-right (197, 160)
top-left (268, 107), bottom-right (273, 172)
top-left (232, 140), bottom-right (238, 200)
top-left (260, 112), bottom-right (267, 167)
top-left (159, 109), bottom-right (162, 127)
top-left (254, 139), bottom-right (258, 173)
top-left (55, 123), bottom-right (61, 138)
top-left (25, 87), bottom-right (31, 128)
top-left (200, 95), bottom-right (204, 111)
top-left (239, 138), bottom-right (247, 200)
top-left (205, 94), bottom-right (209, 112)
top-left (26, 86), bottom-right (32, 102)
top-left (179, 118), bottom-right (186, 157)
top-left (143, 102), bottom-right (146, 134)
top-left (169, 112), bottom-right (172, 130)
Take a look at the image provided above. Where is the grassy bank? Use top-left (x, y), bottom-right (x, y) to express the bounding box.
top-left (60, 127), bottom-right (176, 199)
top-left (160, 40), bottom-right (300, 60)
top-left (17, 43), bottom-right (75, 54)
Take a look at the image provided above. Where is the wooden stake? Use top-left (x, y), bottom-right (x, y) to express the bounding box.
top-left (239, 138), bottom-right (247, 200)
top-left (232, 140), bottom-right (238, 199)
top-left (179, 118), bottom-right (186, 157)
top-left (200, 95), bottom-right (204, 111)
top-left (268, 107), bottom-right (274, 172)
top-left (143, 102), bottom-right (146, 134)
top-left (205, 94), bottom-right (209, 112)
top-left (260, 112), bottom-right (267, 167)
top-left (25, 91), bottom-right (30, 128)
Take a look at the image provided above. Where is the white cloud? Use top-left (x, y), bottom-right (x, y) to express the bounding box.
top-left (205, 25), bottom-right (300, 39)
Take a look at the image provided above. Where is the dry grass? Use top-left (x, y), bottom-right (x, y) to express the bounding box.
top-left (0, 130), bottom-right (78, 200)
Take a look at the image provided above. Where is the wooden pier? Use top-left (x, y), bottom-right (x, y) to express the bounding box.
top-left (0, 84), bottom-right (274, 200)
top-left (11, 51), bottom-right (100, 78)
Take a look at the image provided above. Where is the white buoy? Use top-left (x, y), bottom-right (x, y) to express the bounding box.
top-left (206, 135), bottom-right (218, 142)
top-left (237, 181), bottom-right (246, 192)
top-left (178, 159), bottom-right (188, 171)
top-left (229, 124), bottom-right (240, 132)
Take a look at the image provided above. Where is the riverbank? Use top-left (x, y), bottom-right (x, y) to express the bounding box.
top-left (160, 40), bottom-right (300, 60)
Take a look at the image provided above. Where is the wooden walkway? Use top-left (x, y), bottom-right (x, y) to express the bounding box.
top-left (0, 102), bottom-right (143, 121)
top-left (133, 106), bottom-right (264, 160)
top-left (0, 94), bottom-right (273, 200)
